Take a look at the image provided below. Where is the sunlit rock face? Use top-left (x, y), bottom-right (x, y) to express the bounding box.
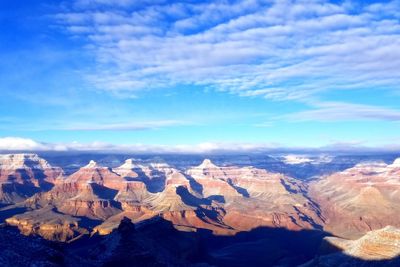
top-left (5, 206), bottom-right (88, 242)
top-left (2, 155), bottom-right (327, 241)
top-left (186, 159), bottom-right (324, 232)
top-left (309, 158), bottom-right (400, 238)
top-left (0, 154), bottom-right (63, 184)
top-left (0, 154), bottom-right (63, 204)
top-left (326, 226), bottom-right (400, 260)
top-left (303, 226), bottom-right (400, 266)
top-left (6, 161), bottom-right (126, 241)
top-left (3, 153), bottom-right (400, 266)
top-left (112, 159), bottom-right (139, 178)
top-left (25, 161), bottom-right (125, 221)
top-left (0, 155), bottom-right (325, 242)
top-left (14, 154), bottom-right (400, 245)
top-left (66, 160), bottom-right (125, 190)
top-left (3, 158), bottom-right (221, 240)
top-left (114, 181), bottom-right (150, 203)
top-left (113, 158), bottom-right (174, 193)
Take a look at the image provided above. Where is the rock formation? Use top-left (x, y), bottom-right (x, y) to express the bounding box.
top-left (2, 153), bottom-right (400, 266)
top-left (0, 154), bottom-right (63, 204)
top-left (66, 160), bottom-right (124, 190)
top-left (304, 226), bottom-right (400, 266)
top-left (309, 158), bottom-right (400, 238)
top-left (187, 159), bottom-right (324, 232)
top-left (5, 206), bottom-right (88, 242)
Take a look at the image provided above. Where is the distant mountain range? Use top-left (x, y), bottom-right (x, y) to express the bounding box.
top-left (1, 153), bottom-right (400, 266)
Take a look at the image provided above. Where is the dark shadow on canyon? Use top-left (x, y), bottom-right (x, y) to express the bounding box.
top-left (66, 217), bottom-right (400, 267)
top-left (125, 167), bottom-right (166, 193)
top-left (2, 216), bottom-right (400, 267)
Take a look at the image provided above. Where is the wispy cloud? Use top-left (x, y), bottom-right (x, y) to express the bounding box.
top-left (63, 120), bottom-right (187, 131)
top-left (52, 0), bottom-right (400, 100)
top-left (283, 102), bottom-right (400, 122)
top-left (253, 121), bottom-right (274, 128)
top-left (0, 116), bottom-right (188, 132)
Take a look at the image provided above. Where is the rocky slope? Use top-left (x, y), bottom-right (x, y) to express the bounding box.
top-left (2, 153), bottom-right (400, 266)
top-left (2, 160), bottom-right (124, 240)
top-left (2, 156), bottom-right (325, 241)
top-left (86, 217), bottom-right (202, 266)
top-left (0, 154), bottom-right (63, 204)
top-left (0, 217), bottom-right (202, 267)
top-left (66, 160), bottom-right (125, 190)
top-left (0, 224), bottom-right (91, 267)
top-left (5, 206), bottom-right (88, 242)
top-left (304, 226), bottom-right (400, 266)
top-left (309, 158), bottom-right (400, 238)
top-left (113, 158), bottom-right (174, 192)
top-left (187, 159), bottom-right (324, 232)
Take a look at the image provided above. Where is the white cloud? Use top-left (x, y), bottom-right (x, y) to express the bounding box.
top-left (283, 102), bottom-right (400, 122)
top-left (63, 120), bottom-right (186, 131)
top-left (52, 0), bottom-right (400, 100)
top-left (281, 154), bottom-right (333, 164)
top-left (282, 155), bottom-right (313, 164)
top-left (1, 137), bottom-right (399, 153)
top-left (0, 137), bottom-right (50, 151)
top-left (0, 137), bottom-right (277, 153)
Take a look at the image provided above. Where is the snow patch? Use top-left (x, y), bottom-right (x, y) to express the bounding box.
top-left (390, 158), bottom-right (400, 168)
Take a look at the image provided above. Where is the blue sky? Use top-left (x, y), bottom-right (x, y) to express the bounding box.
top-left (0, 0), bottom-right (400, 152)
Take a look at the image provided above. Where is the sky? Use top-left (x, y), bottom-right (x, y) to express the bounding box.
top-left (0, 0), bottom-right (400, 153)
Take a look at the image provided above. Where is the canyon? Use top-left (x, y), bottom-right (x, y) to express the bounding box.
top-left (1, 153), bottom-right (400, 266)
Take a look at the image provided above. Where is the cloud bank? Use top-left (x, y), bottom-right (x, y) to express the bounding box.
top-left (53, 0), bottom-right (400, 100)
top-left (1, 137), bottom-right (399, 153)
top-left (0, 137), bottom-right (277, 153)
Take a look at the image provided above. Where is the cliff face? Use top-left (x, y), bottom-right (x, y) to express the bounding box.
top-left (4, 154), bottom-right (400, 247)
top-left (66, 160), bottom-right (125, 190)
top-left (0, 154), bottom-right (63, 204)
top-left (113, 158), bottom-right (174, 193)
top-left (3, 153), bottom-right (400, 266)
top-left (186, 159), bottom-right (324, 232)
top-left (309, 158), bottom-right (400, 238)
top-left (5, 207), bottom-right (88, 242)
top-left (2, 157), bottom-right (326, 241)
top-left (0, 156), bottom-right (327, 241)
top-left (0, 154), bottom-right (63, 184)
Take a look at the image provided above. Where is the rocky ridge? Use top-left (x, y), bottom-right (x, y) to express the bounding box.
top-left (309, 158), bottom-right (400, 238)
top-left (0, 154), bottom-right (63, 203)
top-left (1, 154), bottom-right (323, 241)
top-left (1, 153), bottom-right (400, 265)
top-left (304, 226), bottom-right (400, 266)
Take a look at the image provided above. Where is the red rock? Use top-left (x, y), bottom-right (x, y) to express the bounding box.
top-left (309, 158), bottom-right (400, 238)
top-left (0, 154), bottom-right (63, 203)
